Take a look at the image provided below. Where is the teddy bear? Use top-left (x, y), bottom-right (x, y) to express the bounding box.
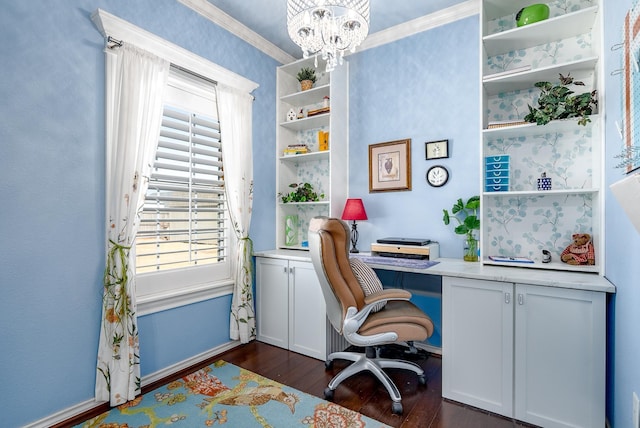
top-left (560, 233), bottom-right (595, 265)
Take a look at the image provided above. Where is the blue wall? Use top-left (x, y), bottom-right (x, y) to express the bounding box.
top-left (604, 1), bottom-right (640, 427)
top-left (0, 1), bottom-right (277, 427)
top-left (348, 16), bottom-right (480, 258)
top-left (1, 1), bottom-right (638, 427)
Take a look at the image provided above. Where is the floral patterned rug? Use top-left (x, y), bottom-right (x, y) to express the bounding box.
top-left (77, 360), bottom-right (390, 428)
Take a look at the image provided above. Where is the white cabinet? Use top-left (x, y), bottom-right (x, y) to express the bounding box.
top-left (275, 57), bottom-right (348, 250)
top-left (442, 277), bottom-right (514, 416)
top-left (513, 283), bottom-right (605, 428)
top-left (256, 256), bottom-right (327, 360)
top-left (442, 276), bottom-right (605, 428)
top-left (479, 0), bottom-right (604, 273)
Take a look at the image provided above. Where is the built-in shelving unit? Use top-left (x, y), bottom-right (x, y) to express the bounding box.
top-left (275, 57), bottom-right (348, 250)
top-left (479, 0), bottom-right (604, 274)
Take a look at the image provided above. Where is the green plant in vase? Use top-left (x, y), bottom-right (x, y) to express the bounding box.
top-left (443, 196), bottom-right (480, 262)
top-left (524, 73), bottom-right (597, 126)
top-left (278, 182), bottom-right (324, 203)
top-left (296, 67), bottom-right (317, 91)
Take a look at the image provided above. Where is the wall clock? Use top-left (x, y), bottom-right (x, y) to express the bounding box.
top-left (426, 165), bottom-right (449, 187)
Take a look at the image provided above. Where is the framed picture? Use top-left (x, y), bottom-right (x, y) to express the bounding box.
top-left (425, 139), bottom-right (449, 160)
top-left (369, 139), bottom-right (412, 192)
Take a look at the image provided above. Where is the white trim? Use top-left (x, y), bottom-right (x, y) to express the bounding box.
top-left (137, 282), bottom-right (234, 316)
top-left (23, 399), bottom-right (100, 428)
top-left (91, 8), bottom-right (259, 94)
top-left (141, 340), bottom-right (240, 385)
top-left (24, 341), bottom-right (241, 428)
top-left (177, 0), bottom-right (296, 65)
top-left (177, 0), bottom-right (479, 64)
top-left (358, 0), bottom-right (480, 53)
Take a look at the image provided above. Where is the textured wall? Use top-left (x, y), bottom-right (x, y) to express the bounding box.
top-left (0, 1), bottom-right (277, 426)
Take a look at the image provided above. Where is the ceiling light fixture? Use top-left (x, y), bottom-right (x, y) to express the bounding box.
top-left (287, 0), bottom-right (370, 72)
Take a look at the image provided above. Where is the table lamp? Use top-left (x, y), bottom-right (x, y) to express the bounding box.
top-left (341, 198), bottom-right (368, 253)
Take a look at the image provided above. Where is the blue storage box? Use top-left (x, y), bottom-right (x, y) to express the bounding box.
top-left (485, 184), bottom-right (510, 192)
top-left (485, 161), bottom-right (510, 170)
top-left (485, 155), bottom-right (510, 163)
top-left (487, 177), bottom-right (509, 185)
top-left (486, 169), bottom-right (510, 178)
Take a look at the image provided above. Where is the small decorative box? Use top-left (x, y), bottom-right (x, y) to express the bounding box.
top-left (485, 155), bottom-right (510, 192)
top-left (537, 172), bottom-right (552, 191)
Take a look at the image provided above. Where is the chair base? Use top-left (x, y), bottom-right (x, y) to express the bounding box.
top-left (324, 347), bottom-right (426, 414)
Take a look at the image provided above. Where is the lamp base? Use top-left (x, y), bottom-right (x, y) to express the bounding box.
top-left (349, 221), bottom-right (360, 253)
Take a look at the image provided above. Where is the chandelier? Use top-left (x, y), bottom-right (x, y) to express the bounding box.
top-left (287, 0), bottom-right (370, 72)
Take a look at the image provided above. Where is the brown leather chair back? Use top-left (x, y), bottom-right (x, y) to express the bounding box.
top-left (309, 217), bottom-right (367, 333)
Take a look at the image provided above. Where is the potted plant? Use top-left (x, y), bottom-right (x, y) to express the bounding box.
top-left (278, 182), bottom-right (324, 203)
top-left (524, 73), bottom-right (597, 126)
top-left (296, 67), bottom-right (317, 91)
top-left (442, 196), bottom-right (480, 262)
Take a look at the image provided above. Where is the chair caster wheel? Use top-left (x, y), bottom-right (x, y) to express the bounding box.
top-left (324, 387), bottom-right (334, 400)
top-left (391, 402), bottom-right (403, 414)
top-left (325, 360), bottom-right (333, 369)
top-left (418, 374), bottom-right (426, 385)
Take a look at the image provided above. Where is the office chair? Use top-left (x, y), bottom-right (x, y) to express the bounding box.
top-left (308, 217), bottom-right (434, 414)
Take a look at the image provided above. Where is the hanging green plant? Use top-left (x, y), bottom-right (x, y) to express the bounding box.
top-left (278, 182), bottom-right (324, 203)
top-left (524, 73), bottom-right (597, 126)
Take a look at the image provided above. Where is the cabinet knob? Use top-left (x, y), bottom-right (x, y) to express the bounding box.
top-left (505, 292), bottom-right (511, 304)
top-left (518, 294), bottom-right (524, 305)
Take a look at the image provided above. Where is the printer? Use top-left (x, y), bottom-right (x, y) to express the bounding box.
top-left (371, 237), bottom-right (439, 260)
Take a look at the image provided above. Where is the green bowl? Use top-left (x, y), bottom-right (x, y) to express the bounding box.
top-left (516, 4), bottom-right (550, 27)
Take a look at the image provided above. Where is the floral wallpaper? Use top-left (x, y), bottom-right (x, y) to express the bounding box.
top-left (281, 126), bottom-right (331, 245)
top-left (486, 0), bottom-right (596, 36)
top-left (482, 0), bottom-right (600, 264)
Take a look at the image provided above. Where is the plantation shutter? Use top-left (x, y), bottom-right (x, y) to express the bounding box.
top-left (136, 104), bottom-right (227, 273)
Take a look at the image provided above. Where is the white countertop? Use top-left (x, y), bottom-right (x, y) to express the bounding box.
top-left (254, 249), bottom-right (616, 293)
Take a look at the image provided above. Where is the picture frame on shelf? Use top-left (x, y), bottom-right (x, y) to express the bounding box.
top-left (425, 139), bottom-right (449, 160)
top-left (369, 139), bottom-right (412, 193)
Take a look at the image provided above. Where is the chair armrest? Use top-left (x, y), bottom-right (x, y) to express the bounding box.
top-left (363, 288), bottom-right (412, 306)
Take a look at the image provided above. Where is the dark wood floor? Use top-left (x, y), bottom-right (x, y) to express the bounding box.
top-left (61, 340), bottom-right (532, 428)
top-left (219, 341), bottom-right (530, 428)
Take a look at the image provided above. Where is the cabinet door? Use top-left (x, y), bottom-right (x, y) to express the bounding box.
top-left (514, 284), bottom-right (605, 428)
top-left (288, 260), bottom-right (326, 360)
top-left (256, 257), bottom-right (289, 349)
top-left (442, 276), bottom-right (514, 417)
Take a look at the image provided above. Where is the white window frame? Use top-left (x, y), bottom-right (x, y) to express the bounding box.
top-left (93, 8), bottom-right (258, 315)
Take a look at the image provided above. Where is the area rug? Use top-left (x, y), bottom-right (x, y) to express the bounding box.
top-left (77, 360), bottom-right (390, 428)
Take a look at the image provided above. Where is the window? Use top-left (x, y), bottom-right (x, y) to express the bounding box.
top-left (135, 69), bottom-right (233, 306)
top-left (95, 9), bottom-right (258, 315)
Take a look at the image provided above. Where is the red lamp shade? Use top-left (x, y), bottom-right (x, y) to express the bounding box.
top-left (341, 198), bottom-right (368, 221)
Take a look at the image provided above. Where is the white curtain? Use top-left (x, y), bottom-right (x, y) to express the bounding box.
top-left (216, 84), bottom-right (256, 343)
top-left (96, 43), bottom-right (169, 405)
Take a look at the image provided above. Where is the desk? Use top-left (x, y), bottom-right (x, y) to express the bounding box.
top-left (254, 249), bottom-right (613, 428)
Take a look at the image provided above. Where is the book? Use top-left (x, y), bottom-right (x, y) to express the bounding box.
top-left (488, 256), bottom-right (534, 263)
top-left (307, 106), bottom-right (330, 117)
top-left (318, 131), bottom-right (329, 151)
top-left (487, 120), bottom-right (529, 129)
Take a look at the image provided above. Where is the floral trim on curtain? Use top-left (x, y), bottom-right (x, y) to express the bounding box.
top-left (216, 85), bottom-right (256, 343)
top-left (96, 43), bottom-right (169, 406)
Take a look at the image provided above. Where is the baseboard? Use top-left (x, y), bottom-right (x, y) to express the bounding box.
top-left (142, 340), bottom-right (239, 386)
top-left (24, 340), bottom-right (240, 428)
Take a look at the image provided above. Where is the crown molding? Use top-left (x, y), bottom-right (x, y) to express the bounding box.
top-left (178, 0), bottom-right (296, 65)
top-left (358, 0), bottom-right (480, 53)
top-left (91, 8), bottom-right (259, 93)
